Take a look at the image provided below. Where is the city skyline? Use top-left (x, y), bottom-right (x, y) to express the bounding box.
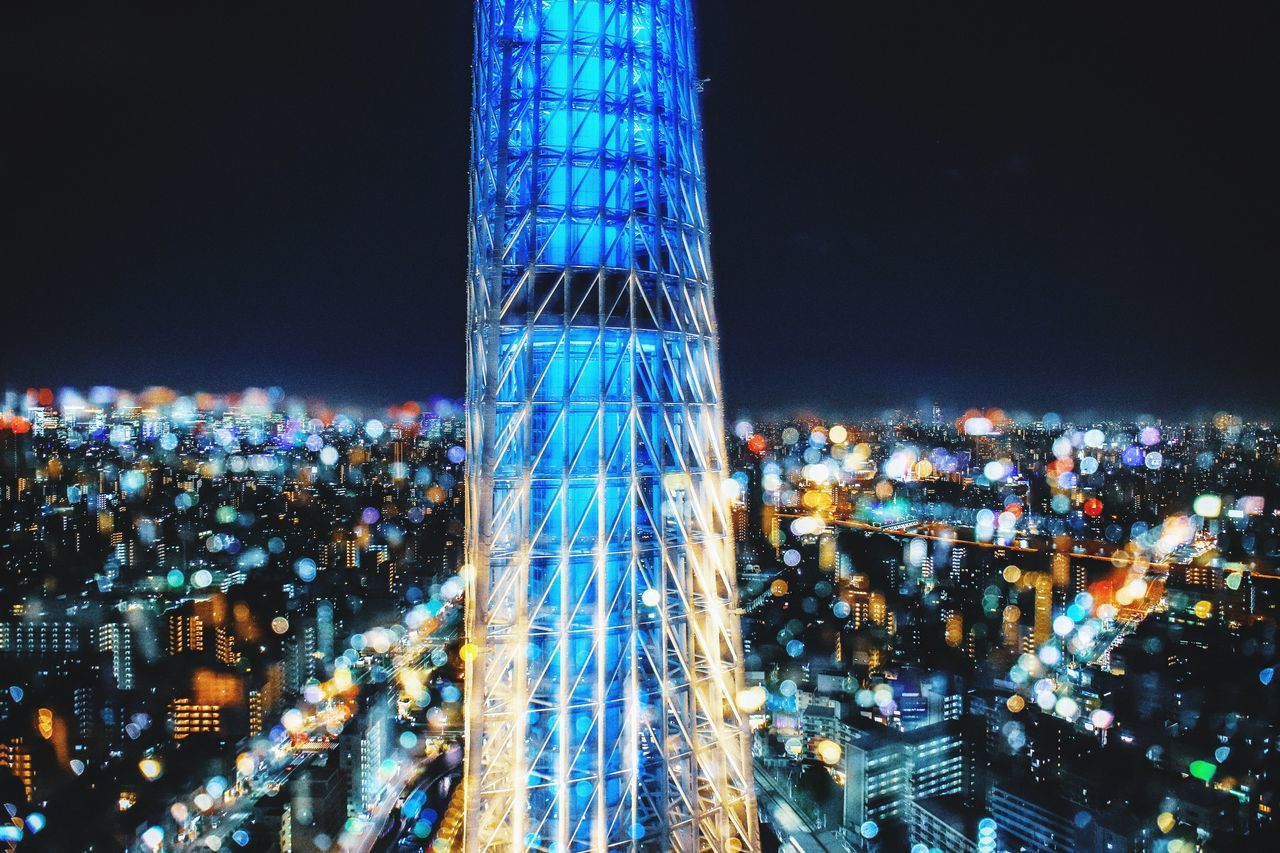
top-left (5, 392), bottom-right (1279, 851)
top-left (4, 384), bottom-right (1270, 434)
top-left (5, 3), bottom-right (1280, 852)
top-left (4, 3), bottom-right (1278, 416)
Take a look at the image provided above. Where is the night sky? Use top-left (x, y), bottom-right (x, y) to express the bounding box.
top-left (3, 2), bottom-right (1277, 418)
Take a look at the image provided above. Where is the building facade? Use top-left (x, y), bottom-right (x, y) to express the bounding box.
top-left (97, 622), bottom-right (134, 690)
top-left (0, 621), bottom-right (80, 656)
top-left (341, 688), bottom-right (396, 818)
top-left (168, 697), bottom-right (222, 741)
top-left (989, 786), bottom-right (1078, 853)
top-left (0, 737), bottom-right (35, 801)
top-left (840, 726), bottom-right (910, 834)
top-left (463, 0), bottom-right (757, 849)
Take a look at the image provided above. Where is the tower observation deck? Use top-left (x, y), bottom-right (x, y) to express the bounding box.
top-left (463, 1), bottom-right (758, 849)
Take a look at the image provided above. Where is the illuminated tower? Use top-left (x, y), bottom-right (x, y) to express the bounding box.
top-left (463, 1), bottom-right (758, 850)
top-left (1032, 572), bottom-right (1053, 648)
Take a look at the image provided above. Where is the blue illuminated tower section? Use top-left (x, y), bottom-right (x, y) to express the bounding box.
top-left (464, 1), bottom-right (758, 850)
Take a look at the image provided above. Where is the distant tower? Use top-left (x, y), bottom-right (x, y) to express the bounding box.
top-left (464, 1), bottom-right (758, 851)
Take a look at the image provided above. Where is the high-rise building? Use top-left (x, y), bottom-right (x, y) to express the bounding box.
top-left (0, 621), bottom-right (81, 656)
top-left (249, 690), bottom-right (267, 738)
top-left (463, 1), bottom-right (757, 849)
top-left (167, 697), bottom-right (222, 740)
top-left (909, 799), bottom-right (994, 853)
top-left (988, 786), bottom-right (1085, 853)
top-left (249, 661), bottom-right (285, 738)
top-left (283, 748), bottom-right (349, 853)
top-left (838, 725), bottom-right (910, 833)
top-left (904, 722), bottom-right (966, 800)
top-left (818, 532), bottom-right (837, 572)
top-left (341, 688), bottom-right (396, 818)
top-left (0, 736), bottom-right (35, 801)
top-left (315, 600), bottom-right (336, 662)
top-left (1032, 572), bottom-right (1053, 649)
top-left (97, 622), bottom-right (135, 690)
top-left (167, 612), bottom-right (204, 656)
top-left (284, 620), bottom-right (318, 696)
top-left (215, 626), bottom-right (239, 666)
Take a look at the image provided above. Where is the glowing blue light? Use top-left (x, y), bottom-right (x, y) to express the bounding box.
top-left (404, 790), bottom-right (427, 821)
top-left (293, 557), bottom-right (317, 582)
top-left (467, 0), bottom-right (750, 845)
top-left (206, 775), bottom-right (228, 798)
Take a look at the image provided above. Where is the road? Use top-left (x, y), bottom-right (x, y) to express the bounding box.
top-left (797, 514), bottom-right (1174, 571)
top-left (367, 748), bottom-right (464, 853)
top-left (753, 759), bottom-right (847, 853)
top-left (161, 605), bottom-right (459, 852)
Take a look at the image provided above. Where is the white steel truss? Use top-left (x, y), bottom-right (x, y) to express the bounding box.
top-left (464, 2), bottom-right (759, 850)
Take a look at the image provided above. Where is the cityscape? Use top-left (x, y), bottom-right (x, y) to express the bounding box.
top-left (4, 2), bottom-right (1277, 853)
top-left (4, 394), bottom-right (1279, 851)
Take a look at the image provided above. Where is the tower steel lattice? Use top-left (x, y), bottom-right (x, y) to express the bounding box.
top-left (463, 1), bottom-right (758, 850)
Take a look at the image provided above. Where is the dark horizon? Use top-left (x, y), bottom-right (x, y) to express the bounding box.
top-left (0, 382), bottom-right (1262, 430)
top-left (4, 2), bottom-right (1277, 418)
